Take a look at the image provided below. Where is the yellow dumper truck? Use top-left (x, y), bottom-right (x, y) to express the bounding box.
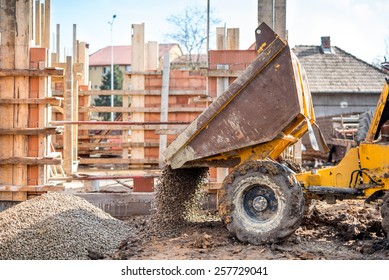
top-left (163, 23), bottom-right (389, 244)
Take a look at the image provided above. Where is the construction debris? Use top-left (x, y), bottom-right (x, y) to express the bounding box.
top-left (0, 192), bottom-right (130, 260)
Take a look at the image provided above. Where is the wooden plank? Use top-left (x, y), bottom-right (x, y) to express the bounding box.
top-left (146, 41), bottom-right (158, 70)
top-left (131, 142), bottom-right (159, 148)
top-left (227, 28), bottom-right (240, 50)
top-left (159, 52), bottom-right (170, 167)
top-left (79, 89), bottom-right (208, 96)
top-left (0, 126), bottom-right (63, 135)
top-left (56, 24), bottom-right (60, 62)
top-left (130, 23), bottom-right (145, 161)
top-left (78, 141), bottom-right (158, 148)
top-left (0, 185), bottom-right (64, 192)
top-left (79, 150), bottom-right (124, 156)
top-left (0, 97), bottom-right (62, 105)
top-left (79, 157), bottom-right (158, 165)
top-left (40, 2), bottom-right (45, 48)
top-left (78, 135), bottom-right (122, 140)
top-left (122, 101), bottom-right (129, 158)
top-left (0, 157), bottom-right (62, 165)
top-left (154, 128), bottom-right (183, 135)
top-left (63, 56), bottom-right (73, 174)
top-left (72, 45), bottom-right (79, 165)
top-left (78, 124), bottom-right (188, 130)
top-left (0, 191), bottom-right (27, 202)
top-left (0, 0), bottom-right (16, 186)
top-left (216, 27), bottom-right (226, 50)
top-left (53, 106), bottom-right (65, 114)
top-left (78, 142), bottom-right (131, 148)
top-left (42, 0), bottom-right (50, 49)
top-left (0, 127), bottom-right (62, 135)
top-left (73, 24), bottom-right (77, 62)
top-left (206, 69), bottom-right (242, 77)
top-left (79, 90), bottom-right (132, 96)
top-left (0, 68), bottom-right (64, 77)
top-left (35, 0), bottom-right (41, 45)
top-left (78, 42), bottom-right (87, 79)
top-left (78, 107), bottom-right (204, 113)
top-left (14, 0), bottom-right (31, 187)
top-left (126, 71), bottom-right (161, 75)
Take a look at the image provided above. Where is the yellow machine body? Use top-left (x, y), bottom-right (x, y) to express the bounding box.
top-left (296, 83), bottom-right (389, 200)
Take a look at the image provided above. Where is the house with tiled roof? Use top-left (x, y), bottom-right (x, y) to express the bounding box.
top-left (89, 43), bottom-right (182, 90)
top-left (293, 37), bottom-right (388, 161)
top-left (293, 37), bottom-right (387, 118)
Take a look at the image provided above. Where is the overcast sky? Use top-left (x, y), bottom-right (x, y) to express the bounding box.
top-left (50, 0), bottom-right (389, 64)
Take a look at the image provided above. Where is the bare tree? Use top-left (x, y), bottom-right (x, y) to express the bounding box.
top-left (165, 5), bottom-right (220, 69)
top-left (372, 35), bottom-right (389, 71)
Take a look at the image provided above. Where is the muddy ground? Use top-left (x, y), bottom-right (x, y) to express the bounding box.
top-left (109, 199), bottom-right (389, 260)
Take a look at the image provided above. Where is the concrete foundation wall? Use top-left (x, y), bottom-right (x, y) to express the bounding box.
top-left (0, 202), bottom-right (20, 212)
top-left (75, 192), bottom-right (154, 219)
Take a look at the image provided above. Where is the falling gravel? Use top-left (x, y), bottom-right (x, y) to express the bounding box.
top-left (0, 192), bottom-right (131, 260)
top-left (149, 165), bottom-right (208, 236)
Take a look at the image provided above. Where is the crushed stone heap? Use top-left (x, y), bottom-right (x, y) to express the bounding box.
top-left (149, 165), bottom-right (209, 236)
top-left (0, 192), bottom-right (130, 260)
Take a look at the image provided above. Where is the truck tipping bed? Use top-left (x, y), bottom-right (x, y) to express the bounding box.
top-left (163, 23), bottom-right (320, 169)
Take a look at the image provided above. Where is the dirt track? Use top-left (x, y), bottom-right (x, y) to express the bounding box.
top-left (110, 199), bottom-right (389, 260)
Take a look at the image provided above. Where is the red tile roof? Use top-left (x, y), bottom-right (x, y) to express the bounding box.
top-left (89, 44), bottom-right (180, 66)
top-left (89, 45), bottom-right (131, 66)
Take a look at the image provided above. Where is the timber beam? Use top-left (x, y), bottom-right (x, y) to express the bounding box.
top-left (0, 157), bottom-right (62, 165)
top-left (0, 68), bottom-right (64, 77)
top-left (0, 127), bottom-right (63, 135)
top-left (0, 97), bottom-right (63, 106)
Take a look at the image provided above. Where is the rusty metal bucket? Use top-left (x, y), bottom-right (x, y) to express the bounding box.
top-left (164, 23), bottom-right (317, 169)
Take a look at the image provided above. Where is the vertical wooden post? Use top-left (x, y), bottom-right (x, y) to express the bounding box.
top-left (216, 27), bottom-right (226, 50)
top-left (35, 0), bottom-right (41, 45)
top-left (29, 47), bottom-right (48, 185)
top-left (56, 24), bottom-right (60, 62)
top-left (42, 0), bottom-right (50, 49)
top-left (274, 0), bottom-right (286, 40)
top-left (159, 53), bottom-right (170, 167)
top-left (0, 0), bottom-right (15, 186)
top-left (40, 3), bottom-right (45, 47)
top-left (122, 92), bottom-right (129, 159)
top-left (71, 25), bottom-right (78, 166)
top-left (29, 0), bottom-right (33, 42)
top-left (39, 69), bottom-right (48, 185)
top-left (146, 41), bottom-right (158, 70)
top-left (226, 28), bottom-right (239, 50)
top-left (215, 26), bottom-right (236, 184)
top-left (78, 42), bottom-right (88, 84)
top-left (63, 56), bottom-right (74, 174)
top-left (130, 23), bottom-right (145, 163)
top-left (14, 0), bottom-right (30, 186)
top-left (73, 24), bottom-right (78, 63)
top-left (258, 0), bottom-right (274, 28)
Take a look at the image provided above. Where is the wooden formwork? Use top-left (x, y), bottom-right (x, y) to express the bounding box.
top-left (74, 87), bottom-right (208, 168)
top-left (0, 0), bottom-right (65, 202)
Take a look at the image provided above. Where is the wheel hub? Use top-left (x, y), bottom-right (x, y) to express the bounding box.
top-left (242, 184), bottom-right (278, 222)
top-left (252, 196), bottom-right (268, 211)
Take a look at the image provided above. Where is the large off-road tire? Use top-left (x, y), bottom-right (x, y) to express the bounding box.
top-left (381, 192), bottom-right (389, 237)
top-left (355, 111), bottom-right (374, 143)
top-left (218, 160), bottom-right (305, 245)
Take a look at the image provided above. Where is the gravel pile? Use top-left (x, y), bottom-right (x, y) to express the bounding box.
top-left (149, 165), bottom-right (208, 236)
top-left (0, 192), bottom-right (131, 260)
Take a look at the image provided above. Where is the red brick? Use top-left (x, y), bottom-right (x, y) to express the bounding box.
top-left (133, 177), bottom-right (154, 192)
top-left (27, 166), bottom-right (39, 185)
